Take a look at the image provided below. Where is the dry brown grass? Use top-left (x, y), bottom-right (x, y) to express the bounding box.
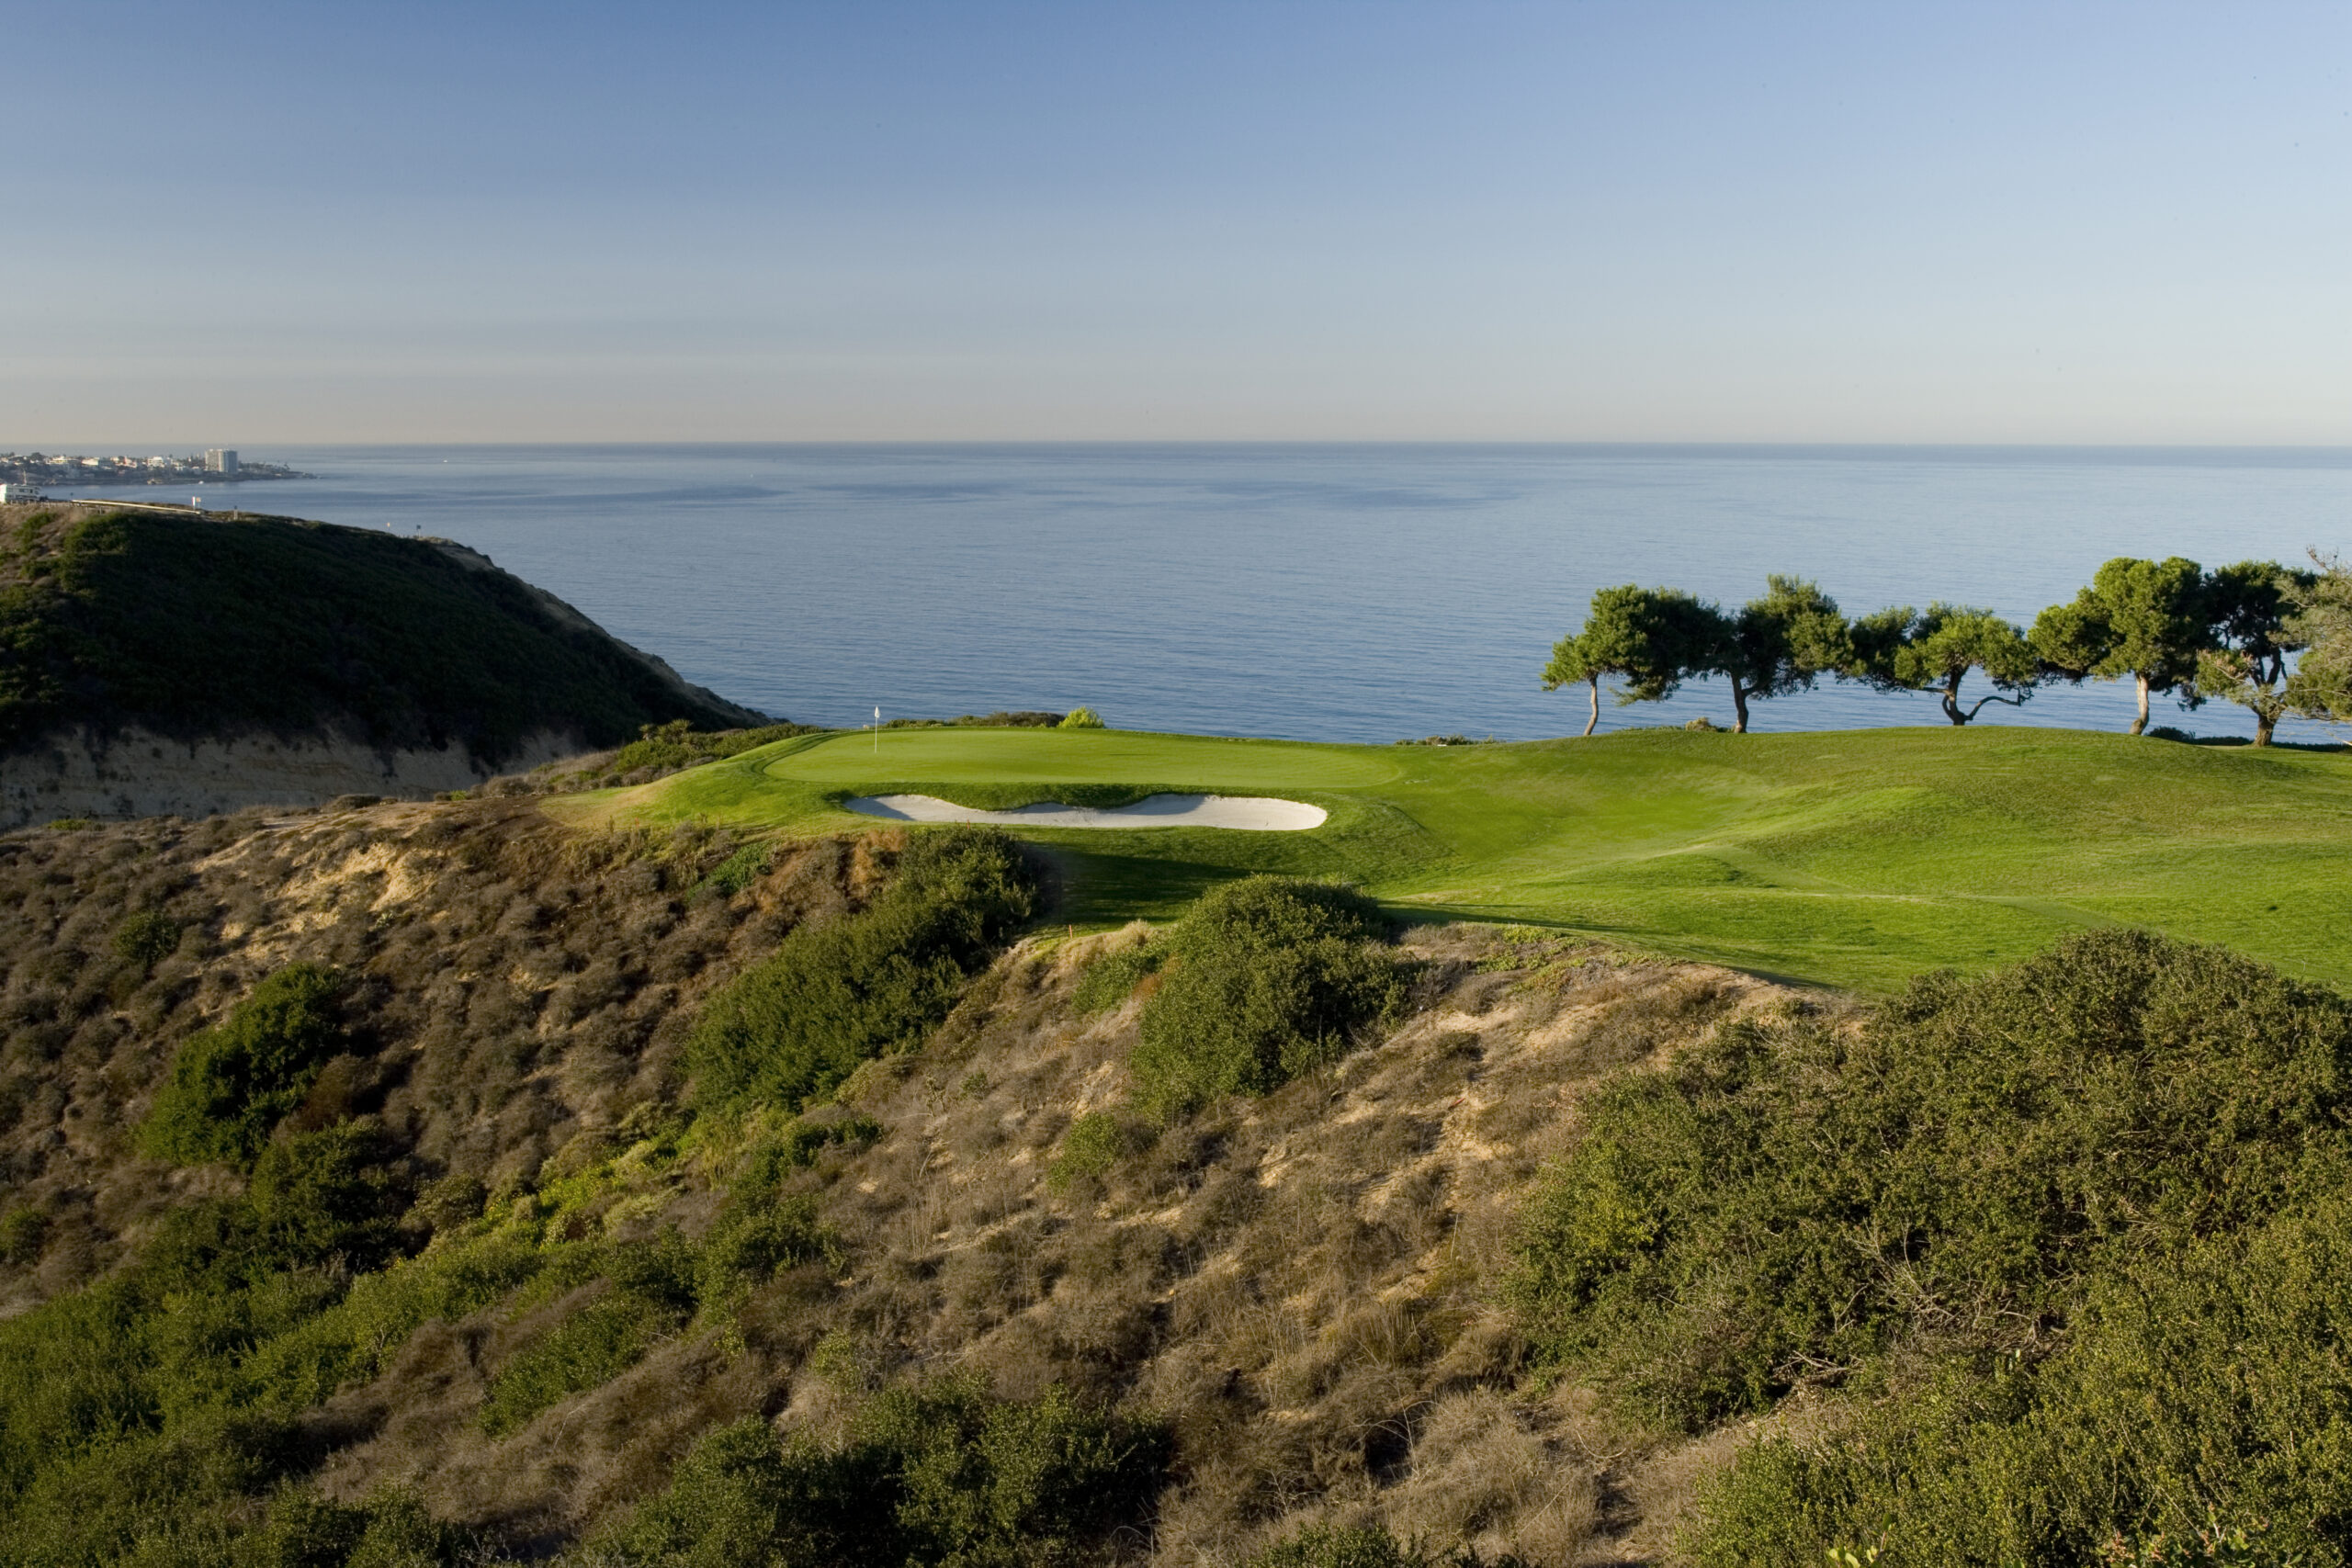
top-left (0, 802), bottom-right (865, 1316)
top-left (706, 921), bottom-right (1791, 1567)
top-left (0, 798), bottom-right (1792, 1563)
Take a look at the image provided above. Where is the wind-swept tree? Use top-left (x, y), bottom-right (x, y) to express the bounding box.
top-left (1543, 584), bottom-right (1710, 737)
top-left (2285, 552), bottom-right (2352, 730)
top-left (2196, 559), bottom-right (2314, 746)
top-left (2029, 556), bottom-right (2208, 736)
top-left (1699, 576), bottom-right (1852, 733)
top-left (1848, 603), bottom-right (2038, 726)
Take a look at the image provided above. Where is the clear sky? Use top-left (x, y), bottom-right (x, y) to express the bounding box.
top-left (5, 1), bottom-right (2346, 445)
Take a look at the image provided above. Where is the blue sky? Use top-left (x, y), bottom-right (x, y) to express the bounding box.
top-left (5, 1), bottom-right (2346, 443)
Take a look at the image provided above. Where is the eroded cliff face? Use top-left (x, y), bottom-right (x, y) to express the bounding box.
top-left (0, 726), bottom-right (592, 828)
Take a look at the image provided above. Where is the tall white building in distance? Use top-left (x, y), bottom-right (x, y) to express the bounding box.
top-left (204, 448), bottom-right (238, 474)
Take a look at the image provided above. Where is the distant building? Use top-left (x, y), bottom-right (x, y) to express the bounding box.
top-left (204, 448), bottom-right (238, 475)
top-left (0, 482), bottom-right (39, 503)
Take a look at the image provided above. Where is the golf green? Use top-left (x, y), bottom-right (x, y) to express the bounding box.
top-left (552, 725), bottom-right (2352, 993)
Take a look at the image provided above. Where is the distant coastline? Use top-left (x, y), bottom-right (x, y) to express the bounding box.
top-left (0, 450), bottom-right (313, 492)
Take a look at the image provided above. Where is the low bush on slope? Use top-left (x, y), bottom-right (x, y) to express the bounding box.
top-left (688, 826), bottom-right (1035, 1111)
top-left (1511, 928), bottom-right (2352, 1564)
top-left (138, 963), bottom-right (346, 1167)
top-left (606, 1378), bottom-right (1166, 1568)
top-left (1084, 876), bottom-right (1405, 1122)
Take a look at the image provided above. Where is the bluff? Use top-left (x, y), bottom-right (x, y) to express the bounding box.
top-left (0, 502), bottom-right (764, 824)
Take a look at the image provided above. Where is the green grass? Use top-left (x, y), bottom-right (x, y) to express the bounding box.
top-left (552, 724), bottom-right (2352, 992)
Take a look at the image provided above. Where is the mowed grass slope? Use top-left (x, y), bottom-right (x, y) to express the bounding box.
top-left (552, 725), bottom-right (2352, 991)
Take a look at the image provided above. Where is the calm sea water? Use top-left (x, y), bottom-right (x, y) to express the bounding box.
top-left (164, 445), bottom-right (2352, 744)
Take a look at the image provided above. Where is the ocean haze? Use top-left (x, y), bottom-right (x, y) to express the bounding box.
top-left (143, 443), bottom-right (2352, 746)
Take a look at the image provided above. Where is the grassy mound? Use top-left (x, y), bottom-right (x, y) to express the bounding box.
top-left (571, 722), bottom-right (2352, 992)
top-left (0, 504), bottom-right (758, 762)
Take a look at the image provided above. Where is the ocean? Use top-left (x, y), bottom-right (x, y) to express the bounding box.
top-left (154, 444), bottom-right (2352, 745)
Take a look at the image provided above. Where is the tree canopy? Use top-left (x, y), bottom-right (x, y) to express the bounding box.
top-left (2030, 555), bottom-right (2206, 735)
top-left (2197, 559), bottom-right (2315, 747)
top-left (1542, 584), bottom-right (1713, 737)
top-left (1699, 576), bottom-right (1851, 733)
top-left (1849, 603), bottom-right (2039, 726)
top-left (1542, 556), bottom-right (2347, 742)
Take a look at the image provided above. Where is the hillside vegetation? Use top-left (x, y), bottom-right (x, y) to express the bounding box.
top-left (568, 723), bottom-right (2352, 992)
top-left (0, 797), bottom-right (1771, 1564)
top-left (7, 782), bottom-right (2352, 1564)
top-left (0, 503), bottom-right (760, 764)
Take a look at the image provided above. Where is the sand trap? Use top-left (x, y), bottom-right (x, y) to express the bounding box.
top-left (845, 792), bottom-right (1327, 831)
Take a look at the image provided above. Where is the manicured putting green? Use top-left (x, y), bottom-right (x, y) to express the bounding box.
top-left (765, 728), bottom-right (1402, 788)
top-left (556, 724), bottom-right (2352, 994)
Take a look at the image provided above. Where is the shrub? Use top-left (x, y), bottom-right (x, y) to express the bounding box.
top-left (699, 1193), bottom-right (842, 1308)
top-left (1249, 1523), bottom-right (1527, 1568)
top-left (608, 1380), bottom-right (1167, 1568)
top-left (480, 1231), bottom-right (707, 1437)
top-left (111, 908), bottom-right (179, 972)
top-left (1072, 942), bottom-right (1158, 1016)
top-left (1047, 1111), bottom-right (1135, 1191)
top-left (244, 1122), bottom-right (404, 1270)
top-left (480, 1291), bottom-right (669, 1438)
top-left (1507, 929), bottom-right (2352, 1565)
top-left (688, 829), bottom-right (1035, 1111)
top-left (1128, 877), bottom-right (1402, 1121)
top-left (1059, 706), bottom-right (1105, 729)
top-left (140, 964), bottom-right (347, 1168)
top-left (701, 840), bottom-right (772, 897)
top-left (0, 1207), bottom-right (48, 1266)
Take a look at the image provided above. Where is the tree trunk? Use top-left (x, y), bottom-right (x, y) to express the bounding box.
top-left (2256, 709), bottom-right (2277, 747)
top-left (1584, 677), bottom-right (1600, 739)
top-left (2132, 674), bottom-right (2150, 736)
top-left (1731, 681), bottom-right (1750, 734)
top-left (1942, 673), bottom-right (1969, 726)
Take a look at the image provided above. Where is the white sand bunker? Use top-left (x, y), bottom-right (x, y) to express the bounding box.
top-left (845, 793), bottom-right (1327, 831)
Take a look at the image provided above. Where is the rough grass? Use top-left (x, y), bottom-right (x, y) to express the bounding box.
top-left (563, 722), bottom-right (2352, 993)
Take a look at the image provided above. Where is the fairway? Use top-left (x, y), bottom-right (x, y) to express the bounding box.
top-left (553, 726), bottom-right (2352, 993)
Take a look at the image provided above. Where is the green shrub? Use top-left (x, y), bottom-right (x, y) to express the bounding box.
top-left (480, 1291), bottom-right (669, 1438)
top-left (738, 1117), bottom-right (882, 1190)
top-left (112, 908), bottom-right (180, 972)
top-left (609, 1379), bottom-right (1166, 1568)
top-left (698, 1193), bottom-right (841, 1309)
top-left (1047, 1111), bottom-right (1134, 1191)
top-left (243, 1122), bottom-right (404, 1271)
top-left (1507, 929), bottom-right (2352, 1565)
top-left (1058, 706), bottom-right (1105, 729)
top-left (0, 1123), bottom-right (436, 1559)
top-left (1072, 941), bottom-right (1158, 1015)
top-left (478, 1232), bottom-right (702, 1437)
top-left (0, 1207), bottom-right (48, 1266)
top-left (1128, 877), bottom-right (1402, 1121)
top-left (140, 964), bottom-right (347, 1168)
top-left (1248, 1523), bottom-right (1527, 1568)
top-left (689, 828), bottom-right (1035, 1111)
top-left (701, 840), bottom-right (772, 897)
